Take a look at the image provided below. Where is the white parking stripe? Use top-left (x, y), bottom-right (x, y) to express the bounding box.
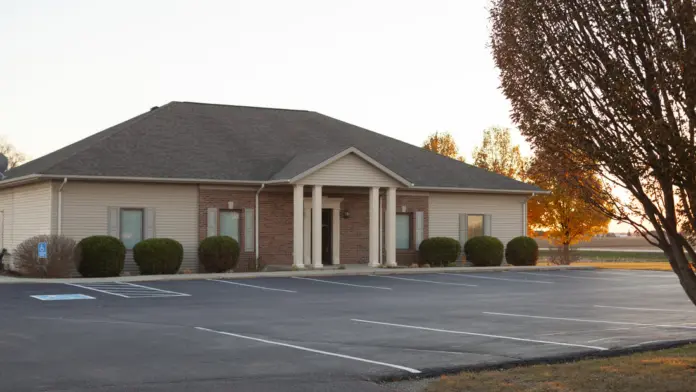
top-left (439, 273), bottom-right (553, 284)
top-left (593, 305), bottom-right (687, 312)
top-left (209, 279), bottom-right (297, 293)
top-left (351, 319), bottom-right (608, 351)
top-left (375, 275), bottom-right (477, 287)
top-left (119, 282), bottom-right (190, 296)
top-left (195, 326), bottom-right (420, 374)
top-left (292, 277), bottom-right (392, 290)
top-left (483, 312), bottom-right (696, 329)
top-left (65, 283), bottom-right (130, 298)
top-left (518, 272), bottom-right (623, 281)
top-left (65, 282), bottom-right (189, 298)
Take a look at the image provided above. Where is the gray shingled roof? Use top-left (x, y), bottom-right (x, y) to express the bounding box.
top-left (3, 102), bottom-right (541, 192)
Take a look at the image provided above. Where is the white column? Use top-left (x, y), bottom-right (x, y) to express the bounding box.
top-left (312, 185), bottom-right (323, 269)
top-left (385, 187), bottom-right (397, 267)
top-left (368, 187), bottom-right (380, 267)
top-left (332, 208), bottom-right (340, 265)
top-left (303, 208), bottom-right (311, 266)
top-left (293, 185), bottom-right (305, 269)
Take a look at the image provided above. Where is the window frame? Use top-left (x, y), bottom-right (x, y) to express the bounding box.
top-left (218, 209), bottom-right (242, 242)
top-left (467, 213), bottom-right (485, 240)
top-left (119, 208), bottom-right (144, 250)
top-left (395, 212), bottom-right (413, 250)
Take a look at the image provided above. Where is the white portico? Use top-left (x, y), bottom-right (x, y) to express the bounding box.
top-left (288, 148), bottom-right (412, 269)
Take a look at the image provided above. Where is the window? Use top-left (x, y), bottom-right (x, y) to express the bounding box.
top-left (120, 209), bottom-right (143, 249)
top-left (467, 214), bottom-right (484, 239)
top-left (396, 213), bottom-right (412, 250)
top-left (219, 210), bottom-right (240, 241)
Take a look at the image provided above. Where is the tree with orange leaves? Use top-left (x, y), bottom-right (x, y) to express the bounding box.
top-left (472, 127), bottom-right (527, 180)
top-left (422, 132), bottom-right (465, 162)
top-left (526, 155), bottom-right (611, 263)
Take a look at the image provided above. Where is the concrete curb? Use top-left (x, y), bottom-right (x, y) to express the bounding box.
top-left (0, 265), bottom-right (594, 284)
top-left (375, 338), bottom-right (696, 383)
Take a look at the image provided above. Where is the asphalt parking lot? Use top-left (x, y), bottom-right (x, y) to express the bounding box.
top-left (1, 269), bottom-right (695, 392)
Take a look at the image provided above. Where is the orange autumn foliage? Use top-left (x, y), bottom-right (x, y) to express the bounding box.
top-left (527, 157), bottom-right (611, 246)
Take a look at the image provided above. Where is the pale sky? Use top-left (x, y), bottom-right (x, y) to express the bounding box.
top-left (1, 0), bottom-right (626, 231)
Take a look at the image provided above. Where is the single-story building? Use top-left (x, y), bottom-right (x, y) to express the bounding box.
top-left (0, 102), bottom-right (542, 273)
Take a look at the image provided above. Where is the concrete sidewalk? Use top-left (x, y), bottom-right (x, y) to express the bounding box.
top-left (0, 264), bottom-right (594, 284)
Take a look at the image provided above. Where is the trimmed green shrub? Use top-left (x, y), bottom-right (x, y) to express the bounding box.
top-left (464, 236), bottom-right (504, 266)
top-left (198, 236), bottom-right (240, 272)
top-left (505, 236), bottom-right (539, 266)
top-left (133, 238), bottom-right (184, 275)
top-left (76, 236), bottom-right (125, 277)
top-left (419, 237), bottom-right (461, 267)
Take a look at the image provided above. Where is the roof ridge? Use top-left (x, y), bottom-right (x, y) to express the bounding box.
top-left (176, 101), bottom-right (309, 112)
top-left (37, 103), bottom-right (173, 175)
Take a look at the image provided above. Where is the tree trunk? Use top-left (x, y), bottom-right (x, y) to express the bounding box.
top-left (666, 241), bottom-right (696, 307)
top-left (562, 243), bottom-right (570, 265)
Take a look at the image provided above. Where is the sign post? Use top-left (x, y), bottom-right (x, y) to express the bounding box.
top-left (38, 242), bottom-right (48, 259)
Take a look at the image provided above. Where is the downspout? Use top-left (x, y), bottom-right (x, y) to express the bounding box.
top-left (524, 192), bottom-right (535, 236)
top-left (255, 183), bottom-right (265, 270)
top-left (58, 178), bottom-right (68, 235)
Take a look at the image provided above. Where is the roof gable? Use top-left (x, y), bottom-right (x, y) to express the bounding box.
top-left (290, 147), bottom-right (411, 187)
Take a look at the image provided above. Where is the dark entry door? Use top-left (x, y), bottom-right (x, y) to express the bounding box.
top-left (321, 209), bottom-right (333, 265)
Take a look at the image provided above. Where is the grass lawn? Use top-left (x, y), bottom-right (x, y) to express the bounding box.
top-left (539, 249), bottom-right (667, 262)
top-left (427, 344), bottom-right (696, 392)
top-left (536, 260), bottom-right (675, 271)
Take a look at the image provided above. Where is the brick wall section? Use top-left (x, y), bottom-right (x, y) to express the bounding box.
top-left (391, 194), bottom-right (429, 266)
top-left (258, 192), bottom-right (294, 267)
top-left (334, 192), bottom-right (369, 264)
top-left (198, 189), bottom-right (257, 271)
top-left (199, 187), bottom-right (429, 269)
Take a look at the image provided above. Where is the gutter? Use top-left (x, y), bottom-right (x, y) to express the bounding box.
top-left (411, 186), bottom-right (550, 195)
top-left (57, 178), bottom-right (68, 235)
top-left (255, 183), bottom-right (265, 270)
top-left (2, 174), bottom-right (548, 195)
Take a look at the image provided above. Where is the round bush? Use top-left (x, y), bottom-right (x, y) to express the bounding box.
top-left (418, 237), bottom-right (461, 267)
top-left (198, 236), bottom-right (240, 272)
top-left (76, 236), bottom-right (125, 277)
top-left (464, 236), bottom-right (504, 267)
top-left (505, 236), bottom-right (539, 266)
top-left (13, 234), bottom-right (77, 278)
top-left (133, 238), bottom-right (184, 275)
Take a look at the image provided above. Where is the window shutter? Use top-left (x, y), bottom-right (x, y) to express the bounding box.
top-left (244, 208), bottom-right (254, 252)
top-left (484, 214), bottom-right (492, 236)
top-left (107, 207), bottom-right (120, 237)
top-left (458, 213), bottom-right (467, 253)
top-left (145, 208), bottom-right (156, 239)
top-left (207, 208), bottom-right (218, 237)
top-left (415, 211), bottom-right (424, 248)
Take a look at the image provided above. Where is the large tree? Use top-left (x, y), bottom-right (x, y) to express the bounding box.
top-left (491, 0), bottom-right (696, 304)
top-left (0, 137), bottom-right (27, 170)
top-left (422, 131), bottom-right (465, 162)
top-left (527, 155), bottom-right (612, 263)
top-left (472, 126), bottom-right (527, 180)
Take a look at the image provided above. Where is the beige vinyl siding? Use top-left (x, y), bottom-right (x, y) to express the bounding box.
top-left (428, 192), bottom-right (526, 246)
top-left (298, 153), bottom-right (403, 187)
top-left (0, 182), bottom-right (53, 268)
top-left (62, 182), bottom-right (199, 274)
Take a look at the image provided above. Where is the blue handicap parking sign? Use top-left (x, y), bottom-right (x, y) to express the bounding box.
top-left (38, 242), bottom-right (47, 258)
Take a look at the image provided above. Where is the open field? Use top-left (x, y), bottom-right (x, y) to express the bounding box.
top-left (427, 344), bottom-right (696, 392)
top-left (538, 261), bottom-right (676, 271)
top-left (539, 249), bottom-right (667, 262)
top-left (535, 237), bottom-right (659, 251)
